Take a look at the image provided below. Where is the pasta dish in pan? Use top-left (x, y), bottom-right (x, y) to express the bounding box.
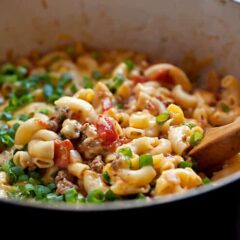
top-left (0, 43), bottom-right (239, 203)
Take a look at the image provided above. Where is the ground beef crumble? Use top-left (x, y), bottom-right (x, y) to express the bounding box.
top-left (55, 170), bottom-right (78, 195)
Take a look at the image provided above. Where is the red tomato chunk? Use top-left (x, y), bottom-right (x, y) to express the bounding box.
top-left (54, 139), bottom-right (73, 169)
top-left (96, 115), bottom-right (118, 146)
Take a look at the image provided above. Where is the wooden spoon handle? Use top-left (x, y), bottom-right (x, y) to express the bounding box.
top-left (189, 117), bottom-right (240, 170)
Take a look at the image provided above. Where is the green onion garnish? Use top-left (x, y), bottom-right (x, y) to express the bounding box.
top-left (64, 188), bottom-right (78, 203)
top-left (92, 70), bottom-right (103, 80)
top-left (86, 189), bottom-right (105, 203)
top-left (118, 147), bottom-right (133, 159)
top-left (28, 177), bottom-right (40, 185)
top-left (18, 174), bottom-right (29, 182)
top-left (47, 183), bottom-right (56, 191)
top-left (39, 108), bottom-right (49, 115)
top-left (136, 193), bottom-right (146, 200)
top-left (124, 59), bottom-right (135, 71)
top-left (3, 75), bottom-right (18, 83)
top-left (70, 84), bottom-right (78, 94)
top-left (0, 111), bottom-right (13, 121)
top-left (34, 185), bottom-right (51, 200)
top-left (190, 130), bottom-right (204, 146)
top-left (18, 114), bottom-right (30, 121)
top-left (22, 183), bottom-right (35, 197)
top-left (117, 102), bottom-right (124, 109)
top-left (16, 66), bottom-right (28, 78)
top-left (1, 63), bottom-right (15, 74)
top-left (203, 177), bottom-right (211, 185)
top-left (105, 190), bottom-right (119, 201)
top-left (83, 76), bottom-right (94, 89)
top-left (28, 171), bottom-right (41, 180)
top-left (184, 122), bottom-right (196, 129)
top-left (108, 74), bottom-right (125, 93)
top-left (46, 193), bottom-right (64, 202)
top-left (102, 171), bottom-right (111, 184)
top-left (178, 161), bottom-right (193, 168)
top-left (220, 102), bottom-right (230, 113)
top-left (156, 112), bottom-right (170, 125)
top-left (139, 154), bottom-right (153, 168)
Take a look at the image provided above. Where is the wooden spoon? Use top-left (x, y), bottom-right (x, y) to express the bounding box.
top-left (189, 117), bottom-right (240, 171)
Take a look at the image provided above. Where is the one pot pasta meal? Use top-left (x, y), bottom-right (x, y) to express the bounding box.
top-left (0, 43), bottom-right (239, 203)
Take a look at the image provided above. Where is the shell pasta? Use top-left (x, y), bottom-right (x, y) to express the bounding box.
top-left (0, 43), bottom-right (238, 203)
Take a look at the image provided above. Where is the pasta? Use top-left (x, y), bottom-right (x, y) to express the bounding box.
top-left (0, 43), bottom-right (238, 204)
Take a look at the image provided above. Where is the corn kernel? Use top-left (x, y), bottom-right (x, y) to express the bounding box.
top-left (167, 104), bottom-right (184, 124)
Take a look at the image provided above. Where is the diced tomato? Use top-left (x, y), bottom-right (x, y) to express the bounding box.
top-left (131, 75), bottom-right (149, 84)
top-left (149, 69), bottom-right (174, 85)
top-left (54, 139), bottom-right (73, 169)
top-left (96, 115), bottom-right (118, 146)
top-left (102, 97), bottom-right (112, 111)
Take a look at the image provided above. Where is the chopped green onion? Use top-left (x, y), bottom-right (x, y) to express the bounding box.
top-left (58, 73), bottom-right (72, 88)
top-left (178, 161), bottom-right (193, 168)
top-left (1, 63), bottom-right (15, 74)
top-left (118, 147), bottom-right (133, 159)
top-left (20, 93), bottom-right (33, 105)
top-left (117, 102), bottom-right (124, 109)
top-left (18, 114), bottom-right (30, 121)
top-left (46, 193), bottom-right (64, 202)
top-left (16, 66), bottom-right (28, 78)
top-left (156, 112), bottom-right (170, 125)
top-left (86, 189), bottom-right (105, 203)
top-left (2, 160), bottom-right (25, 183)
top-left (43, 84), bottom-right (54, 101)
top-left (18, 174), bottom-right (29, 182)
top-left (34, 185), bottom-right (51, 200)
top-left (136, 193), bottom-right (146, 200)
top-left (92, 70), bottom-right (103, 80)
top-left (47, 183), bottom-right (56, 191)
top-left (78, 197), bottom-right (86, 203)
top-left (0, 135), bottom-right (14, 147)
top-left (83, 76), bottom-right (94, 89)
top-left (3, 74), bottom-right (18, 83)
top-left (64, 188), bottom-right (78, 203)
top-left (105, 190), bottom-right (119, 201)
top-left (22, 183), bottom-right (35, 196)
top-left (184, 122), bottom-right (196, 129)
top-left (108, 74), bottom-right (125, 93)
top-left (102, 171), bottom-right (111, 184)
top-left (0, 124), bottom-right (19, 148)
top-left (0, 111), bottom-right (13, 121)
top-left (28, 171), bottom-right (41, 180)
top-left (11, 166), bottom-right (24, 177)
top-left (39, 108), bottom-right (49, 115)
top-left (190, 130), bottom-right (204, 146)
top-left (28, 177), bottom-right (41, 185)
top-left (139, 154), bottom-right (153, 168)
top-left (220, 102), bottom-right (230, 113)
top-left (70, 84), bottom-right (78, 94)
top-left (4, 93), bottom-right (34, 113)
top-left (124, 59), bottom-right (135, 71)
top-left (203, 177), bottom-right (211, 185)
